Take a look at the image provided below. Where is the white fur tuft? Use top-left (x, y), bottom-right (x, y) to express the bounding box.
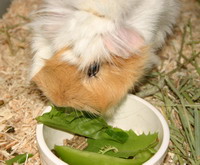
top-left (30, 0), bottom-right (179, 78)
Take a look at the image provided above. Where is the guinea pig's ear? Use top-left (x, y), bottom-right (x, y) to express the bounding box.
top-left (103, 26), bottom-right (144, 58)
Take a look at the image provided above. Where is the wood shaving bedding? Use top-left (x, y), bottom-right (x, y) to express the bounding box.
top-left (0, 0), bottom-right (199, 164)
top-left (63, 135), bottom-right (88, 151)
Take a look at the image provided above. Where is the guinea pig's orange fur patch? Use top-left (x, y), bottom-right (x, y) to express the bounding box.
top-left (32, 47), bottom-right (149, 114)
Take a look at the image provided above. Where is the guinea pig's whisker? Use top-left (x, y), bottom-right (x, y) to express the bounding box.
top-left (69, 97), bottom-right (100, 116)
top-left (74, 109), bottom-right (80, 118)
top-left (86, 111), bottom-right (97, 119)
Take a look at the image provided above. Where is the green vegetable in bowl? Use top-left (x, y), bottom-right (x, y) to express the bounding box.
top-left (85, 130), bottom-right (158, 159)
top-left (54, 145), bottom-right (153, 165)
top-left (36, 106), bottom-right (128, 143)
top-left (37, 106), bottom-right (159, 165)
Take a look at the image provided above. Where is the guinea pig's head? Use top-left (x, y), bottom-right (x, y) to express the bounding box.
top-left (32, 47), bottom-right (149, 114)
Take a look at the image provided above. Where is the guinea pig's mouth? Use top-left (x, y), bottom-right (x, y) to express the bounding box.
top-left (66, 99), bottom-right (101, 115)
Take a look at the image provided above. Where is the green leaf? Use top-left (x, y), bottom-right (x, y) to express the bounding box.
top-left (37, 106), bottom-right (128, 143)
top-left (5, 153), bottom-right (33, 165)
top-left (104, 127), bottom-right (129, 143)
top-left (85, 130), bottom-right (158, 158)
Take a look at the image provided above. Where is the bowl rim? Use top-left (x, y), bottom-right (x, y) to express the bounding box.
top-left (36, 94), bottom-right (170, 165)
top-left (132, 95), bottom-right (170, 165)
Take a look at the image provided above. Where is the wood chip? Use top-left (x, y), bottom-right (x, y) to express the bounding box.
top-left (63, 135), bottom-right (88, 150)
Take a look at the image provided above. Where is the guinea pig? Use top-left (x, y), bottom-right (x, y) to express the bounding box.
top-left (29, 0), bottom-right (180, 114)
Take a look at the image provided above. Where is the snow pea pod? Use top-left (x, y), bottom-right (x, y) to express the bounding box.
top-left (54, 145), bottom-right (153, 165)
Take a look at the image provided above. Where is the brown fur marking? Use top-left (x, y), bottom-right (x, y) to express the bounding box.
top-left (33, 47), bottom-right (149, 114)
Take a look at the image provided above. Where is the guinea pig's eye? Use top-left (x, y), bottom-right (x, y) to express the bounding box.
top-left (87, 63), bottom-right (100, 77)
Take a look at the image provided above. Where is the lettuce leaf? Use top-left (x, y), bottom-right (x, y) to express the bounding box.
top-left (36, 106), bottom-right (128, 143)
top-left (85, 130), bottom-right (158, 158)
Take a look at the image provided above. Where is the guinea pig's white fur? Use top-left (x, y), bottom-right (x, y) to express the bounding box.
top-left (29, 0), bottom-right (180, 79)
top-left (30, 0), bottom-right (180, 114)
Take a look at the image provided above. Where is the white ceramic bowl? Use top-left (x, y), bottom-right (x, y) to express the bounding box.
top-left (36, 94), bottom-right (170, 165)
